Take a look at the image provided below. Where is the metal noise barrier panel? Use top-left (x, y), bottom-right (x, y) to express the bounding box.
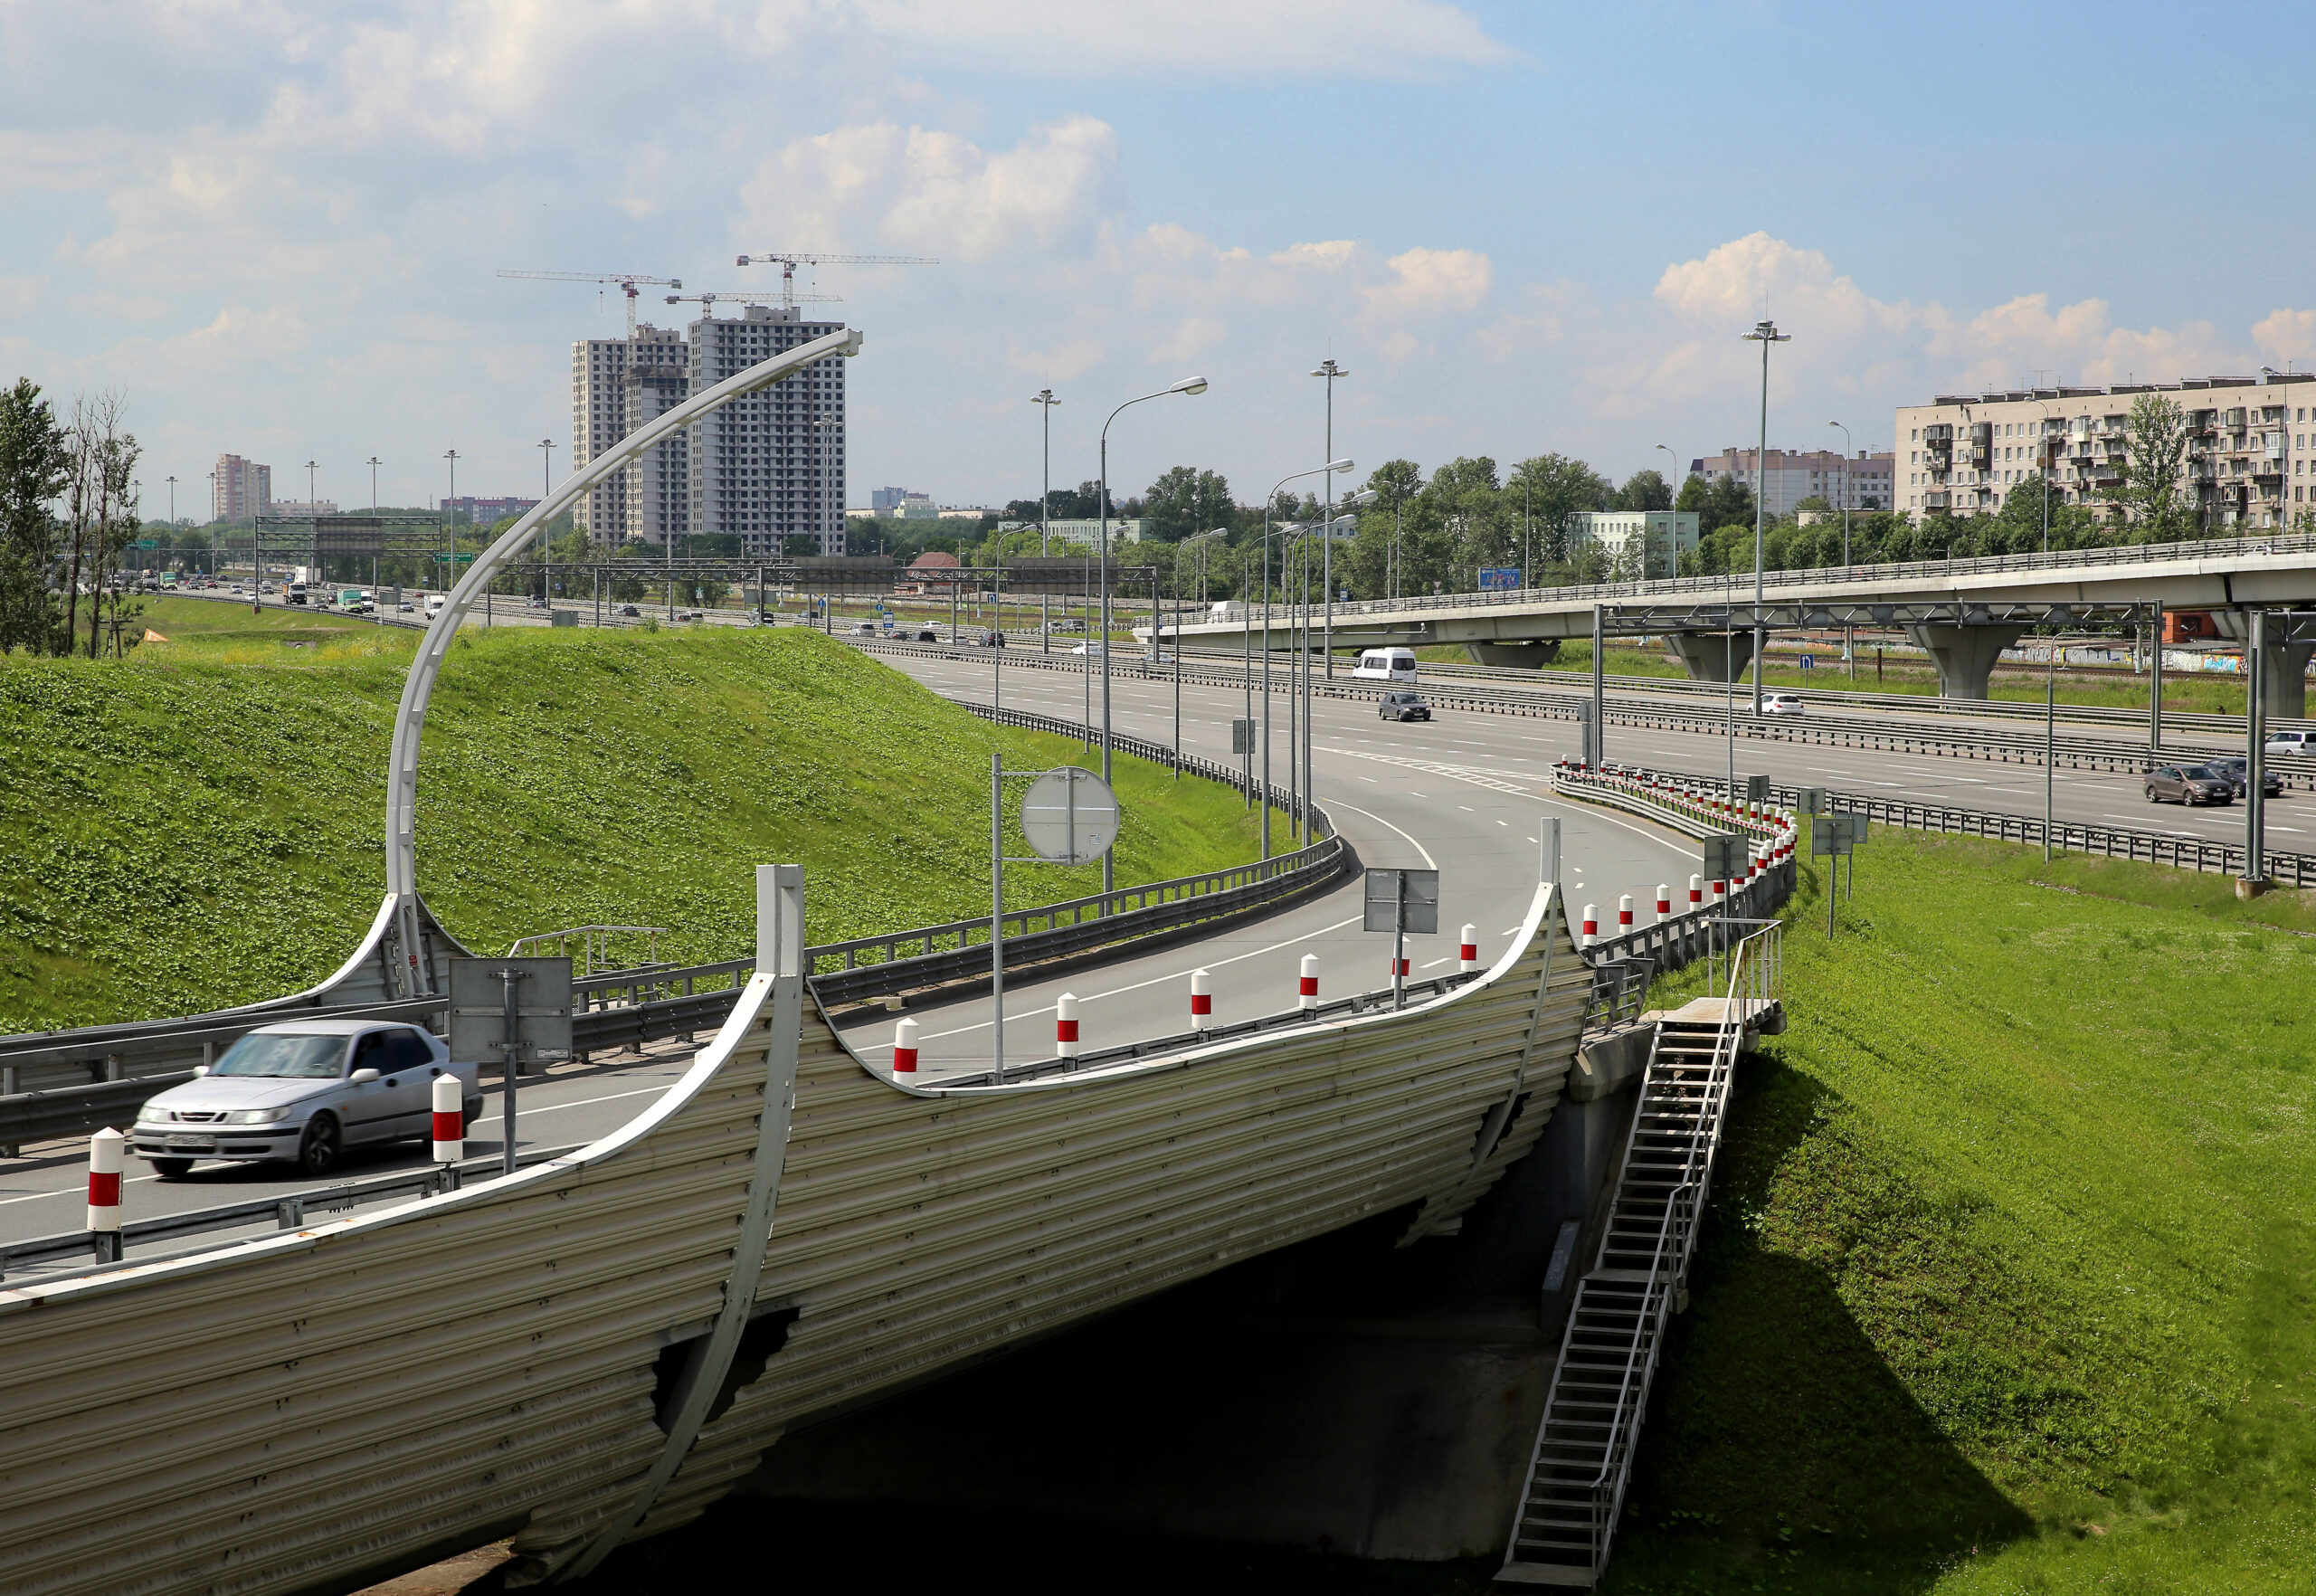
top-left (0, 883), bottom-right (1587, 1595)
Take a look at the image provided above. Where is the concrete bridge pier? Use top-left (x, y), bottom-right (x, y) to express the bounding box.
top-left (1662, 631), bottom-right (1755, 683)
top-left (1465, 640), bottom-right (1561, 668)
top-left (1902, 622), bottom-right (2027, 700)
top-left (2207, 611), bottom-right (2314, 719)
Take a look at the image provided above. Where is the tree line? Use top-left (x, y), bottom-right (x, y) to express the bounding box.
top-left (0, 380), bottom-right (148, 657)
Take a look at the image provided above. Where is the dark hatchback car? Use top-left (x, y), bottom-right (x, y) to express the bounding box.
top-left (2205, 756), bottom-right (2283, 800)
top-left (1379, 691), bottom-right (1431, 722)
top-left (2146, 763), bottom-right (2235, 806)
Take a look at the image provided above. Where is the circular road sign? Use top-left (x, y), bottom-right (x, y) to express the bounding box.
top-left (1020, 766), bottom-right (1121, 865)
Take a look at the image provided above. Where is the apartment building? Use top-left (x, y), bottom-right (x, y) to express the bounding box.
top-left (570, 324), bottom-right (688, 544)
top-left (686, 304), bottom-right (847, 556)
top-left (268, 499), bottom-right (338, 518)
top-left (1894, 372), bottom-right (2316, 528)
top-left (1565, 510), bottom-right (1700, 577)
top-left (440, 497), bottom-right (540, 523)
top-left (1691, 448), bottom-right (1894, 516)
top-left (212, 454), bottom-right (271, 523)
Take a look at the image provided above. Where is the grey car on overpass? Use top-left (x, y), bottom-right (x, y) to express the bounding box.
top-left (130, 1021), bottom-right (482, 1179)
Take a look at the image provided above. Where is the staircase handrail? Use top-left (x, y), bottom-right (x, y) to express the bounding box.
top-left (1579, 1175), bottom-right (1698, 1493)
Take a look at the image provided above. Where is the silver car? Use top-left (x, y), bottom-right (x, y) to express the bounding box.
top-left (131, 1021), bottom-right (482, 1179)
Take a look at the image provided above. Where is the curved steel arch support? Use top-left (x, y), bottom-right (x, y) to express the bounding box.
top-left (382, 329), bottom-right (863, 995)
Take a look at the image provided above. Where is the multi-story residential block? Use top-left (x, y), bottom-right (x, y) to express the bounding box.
top-left (1565, 510), bottom-right (1700, 577)
top-left (571, 325), bottom-right (688, 544)
top-left (686, 304), bottom-right (847, 556)
top-left (1894, 373), bottom-right (2316, 529)
top-left (1690, 448), bottom-right (1895, 517)
top-left (268, 499), bottom-right (338, 518)
top-left (213, 454), bottom-right (271, 523)
top-left (440, 497), bottom-right (541, 524)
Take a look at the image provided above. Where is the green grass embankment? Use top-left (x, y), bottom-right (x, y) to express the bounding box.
top-left (1606, 834), bottom-right (2316, 1592)
top-left (0, 615), bottom-right (1282, 1033)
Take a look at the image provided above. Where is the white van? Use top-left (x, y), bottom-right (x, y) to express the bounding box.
top-left (1353, 648), bottom-right (1419, 683)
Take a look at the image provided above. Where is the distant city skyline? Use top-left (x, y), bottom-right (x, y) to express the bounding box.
top-left (15, 5), bottom-right (2316, 525)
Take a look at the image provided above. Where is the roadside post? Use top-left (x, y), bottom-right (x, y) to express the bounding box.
top-left (1701, 832), bottom-right (1745, 985)
top-left (1838, 812), bottom-right (1869, 901)
top-left (449, 955), bottom-right (573, 1177)
top-left (1364, 867), bottom-right (1439, 1011)
top-left (1010, 764), bottom-right (1121, 1080)
top-left (1811, 818), bottom-right (1841, 935)
top-left (431, 1076), bottom-right (463, 1189)
top-left (1232, 718), bottom-right (1256, 811)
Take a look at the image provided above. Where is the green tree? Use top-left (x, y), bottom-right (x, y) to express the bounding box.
top-left (1139, 466), bottom-right (1235, 543)
top-left (1504, 453), bottom-right (1610, 565)
top-left (1676, 471), bottom-right (1756, 538)
top-left (1615, 468), bottom-right (1673, 511)
top-left (0, 378), bottom-right (69, 653)
top-left (2118, 393), bottom-right (2190, 541)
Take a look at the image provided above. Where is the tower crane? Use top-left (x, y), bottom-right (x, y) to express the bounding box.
top-left (663, 290), bottom-right (841, 316)
top-left (496, 270), bottom-right (684, 336)
top-left (733, 252), bottom-right (938, 308)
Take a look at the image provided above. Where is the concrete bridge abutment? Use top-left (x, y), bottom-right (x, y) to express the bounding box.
top-left (1464, 640), bottom-right (1561, 669)
top-left (1902, 622), bottom-right (2027, 700)
top-left (2207, 611), bottom-right (2314, 720)
top-left (1663, 631), bottom-right (1755, 683)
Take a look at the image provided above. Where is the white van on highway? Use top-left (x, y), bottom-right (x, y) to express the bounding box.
top-left (1353, 648), bottom-right (1419, 682)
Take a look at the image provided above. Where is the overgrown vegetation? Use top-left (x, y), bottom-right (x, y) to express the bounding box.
top-left (0, 610), bottom-right (1279, 1032)
top-left (1609, 832), bottom-right (2316, 1591)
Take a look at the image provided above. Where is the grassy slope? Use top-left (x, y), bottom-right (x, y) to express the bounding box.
top-left (0, 613), bottom-right (1280, 1032)
top-left (1607, 835), bottom-right (2316, 1593)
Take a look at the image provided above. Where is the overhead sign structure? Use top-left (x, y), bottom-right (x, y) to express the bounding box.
top-left (1020, 766), bottom-right (1120, 865)
top-left (1476, 566), bottom-right (1522, 592)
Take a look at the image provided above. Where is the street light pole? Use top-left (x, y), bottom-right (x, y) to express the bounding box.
top-left (1655, 442), bottom-right (1679, 589)
top-left (1032, 389), bottom-right (1058, 652)
top-left (537, 439), bottom-right (555, 599)
top-left (1741, 320), bottom-right (1790, 715)
top-left (1259, 461), bottom-right (1352, 860)
top-left (1827, 421), bottom-right (1853, 677)
top-left (1099, 375), bottom-right (1210, 893)
top-left (1313, 359), bottom-right (1348, 678)
top-left (443, 450), bottom-right (460, 598)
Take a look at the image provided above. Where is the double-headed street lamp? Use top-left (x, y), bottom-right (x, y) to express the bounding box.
top-left (1261, 460), bottom-right (1353, 860)
top-left (1827, 420), bottom-right (1854, 675)
top-left (1096, 375), bottom-right (1209, 893)
top-left (1030, 388), bottom-right (1059, 650)
top-left (1741, 319), bottom-right (1790, 714)
top-left (1655, 442), bottom-right (1679, 589)
top-left (1313, 358), bottom-right (1350, 677)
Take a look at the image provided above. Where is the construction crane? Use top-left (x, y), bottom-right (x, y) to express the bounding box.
top-left (497, 270), bottom-right (683, 336)
top-left (733, 252), bottom-right (937, 308)
top-left (663, 290), bottom-right (841, 315)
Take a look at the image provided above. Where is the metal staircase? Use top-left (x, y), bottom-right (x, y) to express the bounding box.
top-left (1497, 919), bottom-right (1784, 1587)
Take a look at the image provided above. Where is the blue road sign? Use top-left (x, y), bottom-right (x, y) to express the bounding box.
top-left (1477, 566), bottom-right (1521, 592)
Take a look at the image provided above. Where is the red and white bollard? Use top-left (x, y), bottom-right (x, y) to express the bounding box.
top-left (1055, 993), bottom-right (1079, 1059)
top-left (1618, 894), bottom-right (1634, 932)
top-left (431, 1074), bottom-right (464, 1170)
top-left (1388, 955), bottom-right (1410, 978)
top-left (1459, 924), bottom-right (1479, 972)
top-left (1580, 905), bottom-right (1598, 948)
top-left (1711, 877), bottom-right (1727, 907)
top-left (1190, 968), bottom-right (1212, 1033)
top-left (87, 1126), bottom-right (124, 1258)
top-left (1688, 874), bottom-right (1703, 909)
top-left (892, 1016), bottom-right (920, 1075)
top-left (1298, 955), bottom-right (1320, 1012)
top-left (1655, 884), bottom-right (1671, 922)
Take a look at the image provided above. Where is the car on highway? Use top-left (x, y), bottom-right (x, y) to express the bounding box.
top-left (906, 627), bottom-right (940, 642)
top-left (130, 1021), bottom-right (482, 1179)
top-left (1379, 690), bottom-right (1431, 722)
top-left (2206, 756), bottom-right (2283, 800)
top-left (1761, 691), bottom-right (1805, 716)
top-left (849, 620), bottom-right (878, 635)
top-left (1069, 641), bottom-right (1109, 657)
top-left (616, 603), bottom-right (641, 617)
top-left (2145, 763), bottom-right (2235, 806)
top-left (679, 609), bottom-right (707, 622)
top-left (396, 601), bottom-right (415, 613)
top-left (2267, 729), bottom-right (2313, 757)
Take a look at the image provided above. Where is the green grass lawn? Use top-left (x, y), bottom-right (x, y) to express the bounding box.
top-left (1608, 834), bottom-right (2316, 1592)
top-left (0, 623), bottom-right (1281, 1033)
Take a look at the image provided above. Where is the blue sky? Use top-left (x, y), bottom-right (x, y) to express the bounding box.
top-left (6, 1), bottom-right (2316, 518)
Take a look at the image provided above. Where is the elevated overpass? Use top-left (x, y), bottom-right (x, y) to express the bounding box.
top-left (1167, 528), bottom-right (2316, 708)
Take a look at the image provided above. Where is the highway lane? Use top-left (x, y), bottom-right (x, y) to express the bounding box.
top-left (851, 652), bottom-right (1708, 1080)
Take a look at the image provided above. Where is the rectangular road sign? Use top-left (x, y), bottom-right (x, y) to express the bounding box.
top-left (1796, 787), bottom-right (1827, 816)
top-left (433, 551), bottom-right (478, 563)
top-left (448, 956), bottom-right (573, 1067)
top-left (1799, 654), bottom-right (1814, 670)
top-left (1476, 566), bottom-right (1522, 592)
top-left (1701, 833), bottom-right (1746, 881)
top-left (1836, 812), bottom-right (1870, 846)
top-left (1231, 718), bottom-right (1255, 755)
top-left (1743, 774), bottom-right (1770, 803)
top-left (1363, 868), bottom-right (1439, 935)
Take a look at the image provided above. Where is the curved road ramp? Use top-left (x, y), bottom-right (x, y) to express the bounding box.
top-left (0, 864), bottom-right (1590, 1594)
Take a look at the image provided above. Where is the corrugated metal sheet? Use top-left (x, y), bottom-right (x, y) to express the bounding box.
top-left (0, 883), bottom-right (1583, 1595)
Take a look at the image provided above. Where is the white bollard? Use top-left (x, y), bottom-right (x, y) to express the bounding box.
top-left (1655, 884), bottom-right (1671, 923)
top-left (1298, 954), bottom-right (1319, 1012)
top-left (1618, 894), bottom-right (1634, 932)
top-left (1055, 993), bottom-right (1079, 1059)
top-left (1580, 905), bottom-right (1597, 948)
top-left (1711, 877), bottom-right (1726, 908)
top-left (86, 1126), bottom-right (124, 1237)
top-left (1459, 924), bottom-right (1479, 972)
top-left (1190, 968), bottom-right (1212, 1032)
top-left (1688, 874), bottom-right (1703, 909)
top-left (431, 1074), bottom-right (464, 1164)
top-left (892, 1016), bottom-right (920, 1075)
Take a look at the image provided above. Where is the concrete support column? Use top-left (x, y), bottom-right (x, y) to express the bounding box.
top-left (1663, 630), bottom-right (1755, 683)
top-left (1902, 622), bottom-right (2027, 701)
top-left (1463, 640), bottom-right (1561, 668)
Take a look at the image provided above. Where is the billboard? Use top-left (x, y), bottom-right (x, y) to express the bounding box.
top-left (1476, 566), bottom-right (1522, 592)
